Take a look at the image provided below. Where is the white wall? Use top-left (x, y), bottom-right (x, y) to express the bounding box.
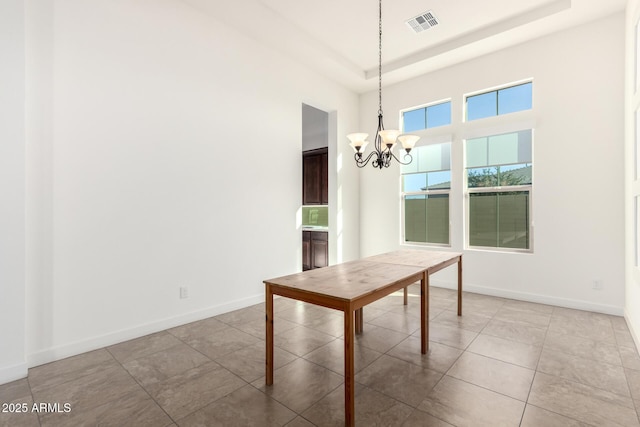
top-left (359, 13), bottom-right (626, 314)
top-left (19, 0), bottom-right (360, 372)
top-left (625, 0), bottom-right (640, 347)
top-left (0, 0), bottom-right (27, 384)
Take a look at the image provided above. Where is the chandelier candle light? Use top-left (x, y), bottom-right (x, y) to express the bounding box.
top-left (348, 0), bottom-right (420, 169)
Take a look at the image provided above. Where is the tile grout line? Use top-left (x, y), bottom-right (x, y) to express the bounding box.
top-left (26, 348), bottom-right (120, 396)
top-left (267, 292), bottom-right (430, 422)
top-left (413, 295), bottom-right (500, 424)
top-left (212, 307), bottom-right (342, 424)
top-left (157, 322), bottom-right (289, 424)
top-left (615, 311), bottom-right (640, 424)
top-left (104, 346), bottom-right (180, 426)
top-left (8, 289), bottom-right (639, 426)
top-left (517, 305), bottom-right (552, 426)
top-left (536, 335), bottom-right (637, 402)
top-left (25, 376), bottom-right (43, 427)
top-left (523, 306), bottom-right (625, 426)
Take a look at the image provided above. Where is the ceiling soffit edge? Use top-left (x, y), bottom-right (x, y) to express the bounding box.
top-left (364, 0), bottom-right (572, 81)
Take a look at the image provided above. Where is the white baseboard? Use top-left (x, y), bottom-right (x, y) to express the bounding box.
top-left (27, 293), bottom-right (264, 369)
top-left (0, 362), bottom-right (28, 386)
top-left (430, 279), bottom-right (624, 316)
top-left (18, 282), bottom-right (628, 376)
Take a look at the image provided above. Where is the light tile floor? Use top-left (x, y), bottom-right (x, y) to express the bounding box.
top-left (2, 284), bottom-right (640, 426)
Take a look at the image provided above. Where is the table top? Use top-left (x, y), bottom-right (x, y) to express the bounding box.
top-left (264, 250), bottom-right (462, 303)
top-left (363, 249), bottom-right (462, 272)
top-left (264, 259), bottom-right (425, 302)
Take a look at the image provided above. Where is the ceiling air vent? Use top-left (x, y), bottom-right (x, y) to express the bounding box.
top-left (405, 11), bottom-right (439, 34)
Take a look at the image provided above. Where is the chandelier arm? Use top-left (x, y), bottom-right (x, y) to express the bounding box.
top-left (373, 113), bottom-right (385, 153)
top-left (390, 150), bottom-right (414, 166)
top-left (354, 151), bottom-right (378, 168)
top-left (373, 134), bottom-right (381, 154)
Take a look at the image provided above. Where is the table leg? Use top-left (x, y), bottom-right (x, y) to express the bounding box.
top-left (421, 271), bottom-right (429, 354)
top-left (457, 256), bottom-right (463, 316)
top-left (404, 286), bottom-right (408, 305)
top-left (355, 308), bottom-right (363, 334)
top-left (266, 284), bottom-right (274, 386)
top-left (344, 308), bottom-right (355, 427)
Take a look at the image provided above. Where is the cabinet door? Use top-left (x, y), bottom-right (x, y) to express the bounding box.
top-left (321, 151), bottom-right (328, 204)
top-left (310, 231), bottom-right (328, 269)
top-left (302, 148), bottom-right (328, 205)
top-left (302, 231), bottom-right (311, 271)
top-left (303, 154), bottom-right (322, 205)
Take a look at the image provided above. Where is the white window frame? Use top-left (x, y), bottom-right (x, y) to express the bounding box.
top-left (400, 141), bottom-right (452, 247)
top-left (464, 130), bottom-right (534, 253)
top-left (399, 98), bottom-right (452, 133)
top-left (464, 79), bottom-right (533, 123)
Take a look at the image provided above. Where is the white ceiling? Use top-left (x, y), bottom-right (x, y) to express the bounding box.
top-left (181, 0), bottom-right (626, 93)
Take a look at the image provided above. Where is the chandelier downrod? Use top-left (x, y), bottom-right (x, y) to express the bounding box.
top-left (347, 0), bottom-right (419, 169)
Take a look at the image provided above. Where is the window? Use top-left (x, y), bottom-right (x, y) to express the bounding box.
top-left (465, 130), bottom-right (532, 250)
top-left (466, 82), bottom-right (532, 121)
top-left (401, 143), bottom-right (451, 245)
top-left (402, 101), bottom-right (451, 132)
top-left (400, 81), bottom-right (534, 251)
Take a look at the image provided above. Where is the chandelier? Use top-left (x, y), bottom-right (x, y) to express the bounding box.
top-left (347, 0), bottom-right (419, 169)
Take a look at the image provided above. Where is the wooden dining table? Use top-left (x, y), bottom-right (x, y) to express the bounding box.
top-left (264, 249), bottom-right (463, 426)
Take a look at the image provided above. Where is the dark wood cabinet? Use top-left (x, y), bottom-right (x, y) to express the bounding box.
top-left (302, 230), bottom-right (328, 271)
top-left (302, 148), bottom-right (328, 271)
top-left (311, 232), bottom-right (328, 269)
top-left (303, 148), bottom-right (328, 205)
top-left (302, 231), bottom-right (311, 271)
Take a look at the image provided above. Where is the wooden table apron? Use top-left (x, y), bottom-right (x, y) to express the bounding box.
top-left (264, 252), bottom-right (462, 427)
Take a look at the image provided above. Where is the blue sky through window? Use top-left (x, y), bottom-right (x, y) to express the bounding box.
top-left (403, 170), bottom-right (451, 192)
top-left (402, 101), bottom-right (451, 132)
top-left (498, 83), bottom-right (533, 115)
top-left (427, 102), bottom-right (451, 128)
top-left (467, 82), bottom-right (532, 121)
top-left (403, 173), bottom-right (426, 192)
top-left (403, 109), bottom-right (425, 132)
top-left (467, 92), bottom-right (497, 121)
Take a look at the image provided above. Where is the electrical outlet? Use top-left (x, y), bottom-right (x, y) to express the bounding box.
top-left (180, 286), bottom-right (189, 299)
top-left (592, 280), bottom-right (603, 290)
